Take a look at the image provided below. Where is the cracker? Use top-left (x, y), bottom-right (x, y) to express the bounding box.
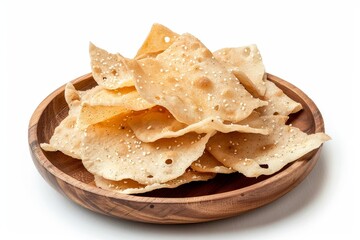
top-left (133, 33), bottom-right (267, 125)
top-left (258, 80), bottom-right (302, 116)
top-left (89, 43), bottom-right (137, 89)
top-left (214, 45), bottom-right (266, 96)
top-left (127, 107), bottom-right (269, 142)
top-left (207, 116), bottom-right (330, 177)
top-left (81, 114), bottom-right (214, 184)
top-left (40, 83), bottom-right (83, 159)
top-left (135, 23), bottom-right (179, 59)
top-left (77, 86), bottom-right (154, 128)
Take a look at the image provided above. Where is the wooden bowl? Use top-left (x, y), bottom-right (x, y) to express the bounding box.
top-left (28, 73), bottom-right (325, 224)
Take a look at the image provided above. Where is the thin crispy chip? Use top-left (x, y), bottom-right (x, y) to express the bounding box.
top-left (94, 169), bottom-right (215, 194)
top-left (82, 114), bottom-right (214, 184)
top-left (191, 151), bottom-right (235, 174)
top-left (40, 116), bottom-right (82, 159)
top-left (207, 116), bottom-right (330, 177)
top-left (40, 83), bottom-right (83, 159)
top-left (135, 23), bottom-right (179, 59)
top-left (77, 86), bottom-right (154, 128)
top-left (127, 107), bottom-right (269, 142)
top-left (258, 80), bottom-right (302, 116)
top-left (214, 45), bottom-right (266, 97)
top-left (133, 34), bottom-right (267, 125)
top-left (89, 43), bottom-right (136, 89)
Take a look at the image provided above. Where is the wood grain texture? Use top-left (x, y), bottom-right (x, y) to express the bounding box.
top-left (28, 73), bottom-right (326, 224)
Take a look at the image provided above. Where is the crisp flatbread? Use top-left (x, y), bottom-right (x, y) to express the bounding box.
top-left (258, 80), bottom-right (302, 116)
top-left (207, 116), bottom-right (330, 177)
top-left (127, 107), bottom-right (269, 142)
top-left (214, 45), bottom-right (266, 97)
top-left (135, 23), bottom-right (179, 59)
top-left (77, 86), bottom-right (154, 128)
top-left (89, 43), bottom-right (137, 89)
top-left (133, 33), bottom-right (267, 125)
top-left (40, 83), bottom-right (83, 159)
top-left (82, 114), bottom-right (214, 184)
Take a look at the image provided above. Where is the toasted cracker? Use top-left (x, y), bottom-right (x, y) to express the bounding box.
top-left (135, 23), bottom-right (179, 59)
top-left (258, 80), bottom-right (302, 116)
top-left (82, 114), bottom-right (214, 184)
top-left (89, 43), bottom-right (137, 89)
top-left (214, 45), bottom-right (266, 96)
top-left (77, 86), bottom-right (154, 128)
top-left (133, 34), bottom-right (267, 125)
top-left (127, 107), bottom-right (269, 142)
top-left (207, 116), bottom-right (330, 177)
top-left (40, 83), bottom-right (83, 159)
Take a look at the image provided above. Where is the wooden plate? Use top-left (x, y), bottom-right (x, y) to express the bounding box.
top-left (28, 73), bottom-right (325, 224)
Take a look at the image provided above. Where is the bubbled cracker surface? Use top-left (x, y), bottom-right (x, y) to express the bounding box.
top-left (82, 114), bottom-right (214, 184)
top-left (89, 43), bottom-right (136, 89)
top-left (214, 45), bottom-right (266, 97)
top-left (128, 107), bottom-right (269, 143)
top-left (258, 80), bottom-right (303, 116)
top-left (207, 116), bottom-right (330, 177)
top-left (134, 33), bottom-right (267, 125)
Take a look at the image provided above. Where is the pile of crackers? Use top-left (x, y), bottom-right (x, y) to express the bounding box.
top-left (41, 24), bottom-right (330, 194)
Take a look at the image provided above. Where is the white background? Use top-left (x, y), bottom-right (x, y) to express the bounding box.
top-left (1, 0), bottom-right (358, 239)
